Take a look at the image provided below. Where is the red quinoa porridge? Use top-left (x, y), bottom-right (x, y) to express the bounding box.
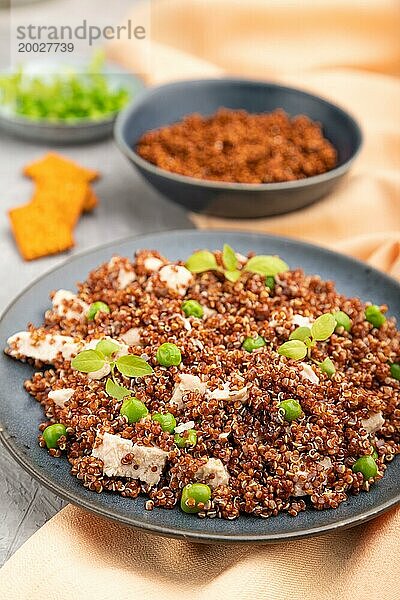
top-left (5, 246), bottom-right (400, 520)
top-left (136, 109), bottom-right (337, 184)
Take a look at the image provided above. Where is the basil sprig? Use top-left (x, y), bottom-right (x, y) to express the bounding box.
top-left (71, 339), bottom-right (153, 397)
top-left (185, 244), bottom-right (289, 284)
top-left (278, 313), bottom-right (337, 377)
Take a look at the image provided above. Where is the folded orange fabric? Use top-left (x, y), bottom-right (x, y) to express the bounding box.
top-left (1, 504), bottom-right (399, 600)
top-left (1, 1), bottom-right (399, 599)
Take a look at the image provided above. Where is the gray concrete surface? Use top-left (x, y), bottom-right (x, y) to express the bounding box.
top-left (0, 0), bottom-right (193, 564)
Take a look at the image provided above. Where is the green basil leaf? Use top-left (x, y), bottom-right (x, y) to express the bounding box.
top-left (96, 338), bottom-right (120, 357)
top-left (222, 244), bottom-right (238, 271)
top-left (71, 349), bottom-right (105, 373)
top-left (116, 354), bottom-right (154, 378)
top-left (333, 310), bottom-right (352, 333)
top-left (289, 326), bottom-right (312, 342)
top-left (224, 269), bottom-right (241, 283)
top-left (277, 340), bottom-right (307, 361)
top-left (319, 357), bottom-right (336, 377)
top-left (185, 250), bottom-right (218, 273)
top-left (311, 313), bottom-right (336, 341)
top-left (245, 255), bottom-right (289, 276)
top-left (105, 377), bottom-right (131, 400)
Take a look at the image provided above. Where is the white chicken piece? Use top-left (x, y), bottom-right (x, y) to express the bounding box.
top-left (51, 289), bottom-right (89, 321)
top-left (87, 363), bottom-right (111, 380)
top-left (143, 256), bottom-right (164, 272)
top-left (361, 412), bottom-right (385, 434)
top-left (170, 374), bottom-right (206, 408)
top-left (195, 458), bottom-right (230, 489)
top-left (206, 382), bottom-right (249, 402)
top-left (92, 432), bottom-right (168, 485)
top-left (119, 328), bottom-right (142, 346)
top-left (292, 314), bottom-right (313, 328)
top-left (299, 363), bottom-right (320, 385)
top-left (48, 388), bottom-right (75, 408)
top-left (108, 257), bottom-right (136, 289)
top-left (6, 331), bottom-right (76, 364)
top-left (202, 306), bottom-right (217, 318)
top-left (158, 265), bottom-right (193, 296)
top-left (174, 421), bottom-right (195, 434)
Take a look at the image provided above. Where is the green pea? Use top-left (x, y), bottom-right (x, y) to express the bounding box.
top-left (120, 397), bottom-right (148, 423)
top-left (152, 412), bottom-right (176, 433)
top-left (365, 305), bottom-right (386, 328)
top-left (87, 301), bottom-right (110, 321)
top-left (180, 483), bottom-right (211, 514)
top-left (333, 310), bottom-right (352, 333)
top-left (279, 399), bottom-right (302, 422)
top-left (389, 362), bottom-right (400, 381)
top-left (242, 335), bottom-right (266, 353)
top-left (156, 343), bottom-right (182, 367)
top-left (174, 429), bottom-right (197, 448)
top-left (372, 448), bottom-right (379, 460)
top-left (352, 455), bottom-right (378, 479)
top-left (182, 300), bottom-right (203, 318)
top-left (43, 423), bottom-right (67, 449)
top-left (265, 276), bottom-right (275, 291)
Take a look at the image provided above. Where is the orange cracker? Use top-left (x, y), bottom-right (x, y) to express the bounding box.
top-left (30, 179), bottom-right (89, 228)
top-left (9, 153), bottom-right (100, 261)
top-left (83, 186), bottom-right (99, 212)
top-left (24, 152), bottom-right (99, 183)
top-left (30, 177), bottom-right (98, 213)
top-left (9, 203), bottom-right (74, 261)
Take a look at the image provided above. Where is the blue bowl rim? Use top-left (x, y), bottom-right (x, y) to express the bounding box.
top-left (115, 77), bottom-right (363, 192)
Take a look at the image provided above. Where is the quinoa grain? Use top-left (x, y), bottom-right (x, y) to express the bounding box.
top-left (136, 109), bottom-right (337, 184)
top-left (6, 249), bottom-right (399, 520)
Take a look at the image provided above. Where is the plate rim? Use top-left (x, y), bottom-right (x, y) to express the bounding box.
top-left (1, 229), bottom-right (399, 543)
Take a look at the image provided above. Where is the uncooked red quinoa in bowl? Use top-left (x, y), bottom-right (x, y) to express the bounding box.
top-left (5, 245), bottom-right (400, 520)
top-left (136, 108), bottom-right (337, 184)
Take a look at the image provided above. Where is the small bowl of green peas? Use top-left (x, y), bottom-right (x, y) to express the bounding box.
top-left (0, 53), bottom-right (144, 144)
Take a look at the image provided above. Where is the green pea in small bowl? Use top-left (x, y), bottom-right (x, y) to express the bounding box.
top-left (0, 57), bottom-right (144, 144)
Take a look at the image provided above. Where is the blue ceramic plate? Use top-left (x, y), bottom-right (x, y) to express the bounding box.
top-left (0, 231), bottom-right (398, 543)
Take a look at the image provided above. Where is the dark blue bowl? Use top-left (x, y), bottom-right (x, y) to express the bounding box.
top-left (115, 78), bottom-right (362, 218)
